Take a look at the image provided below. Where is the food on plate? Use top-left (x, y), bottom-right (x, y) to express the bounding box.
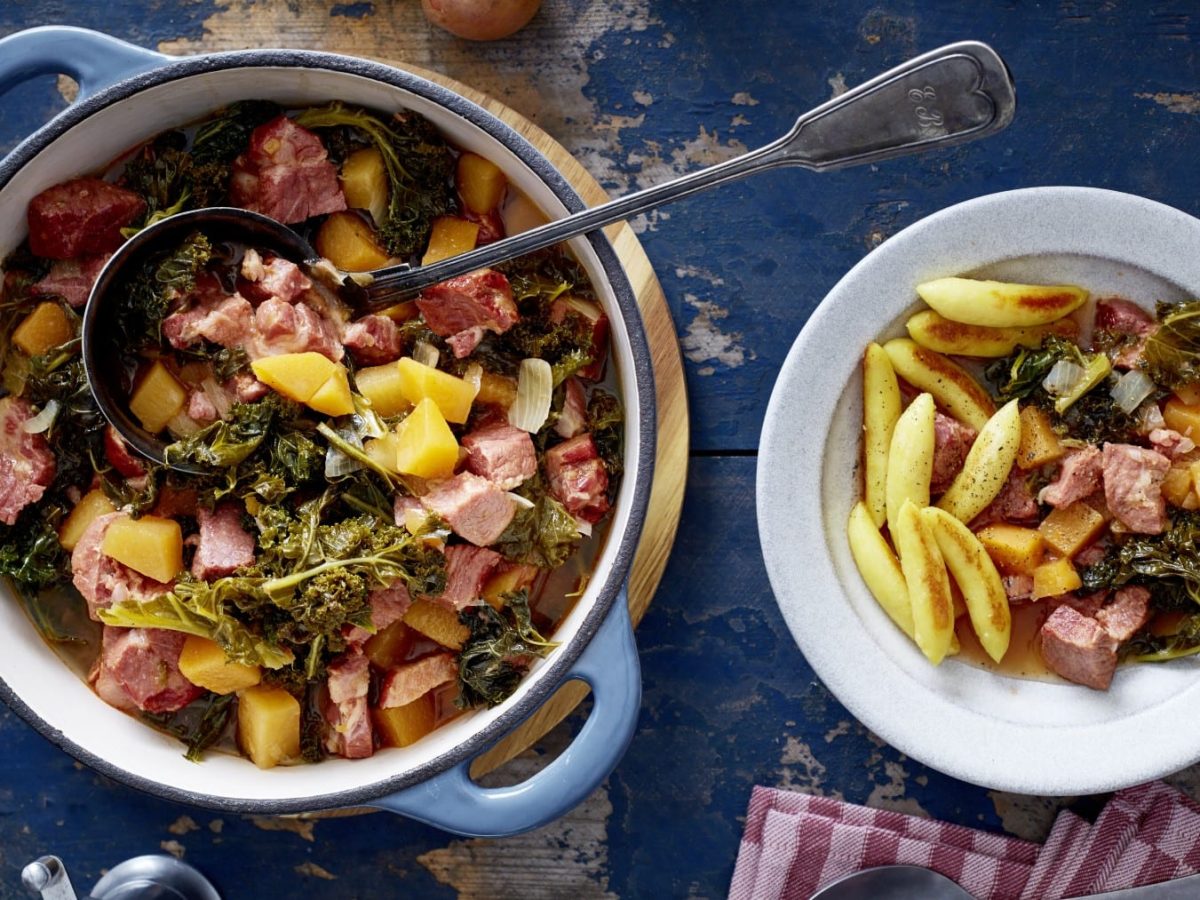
top-left (852, 277), bottom-right (1200, 689)
top-left (0, 99), bottom-right (623, 766)
top-left (421, 0), bottom-right (543, 42)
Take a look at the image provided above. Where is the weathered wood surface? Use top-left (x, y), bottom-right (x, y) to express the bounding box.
top-left (4, 1), bottom-right (1200, 897)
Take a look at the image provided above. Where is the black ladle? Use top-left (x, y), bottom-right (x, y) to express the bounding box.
top-left (82, 40), bottom-right (1016, 471)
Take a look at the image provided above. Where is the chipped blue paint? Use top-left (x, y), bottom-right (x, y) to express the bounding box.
top-left (1, 2), bottom-right (1200, 897)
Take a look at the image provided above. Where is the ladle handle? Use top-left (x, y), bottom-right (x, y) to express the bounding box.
top-left (365, 40), bottom-right (1014, 303)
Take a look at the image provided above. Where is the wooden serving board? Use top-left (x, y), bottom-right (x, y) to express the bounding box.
top-left (329, 61), bottom-right (689, 799)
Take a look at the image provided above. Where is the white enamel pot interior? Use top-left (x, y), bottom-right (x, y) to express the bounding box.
top-left (0, 48), bottom-right (655, 813)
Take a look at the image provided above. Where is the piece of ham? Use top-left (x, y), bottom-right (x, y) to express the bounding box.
top-left (555, 377), bottom-right (588, 440)
top-left (1039, 604), bottom-right (1120, 690)
top-left (228, 116), bottom-right (347, 224)
top-left (1002, 574), bottom-right (1034, 604)
top-left (239, 248), bottom-right (311, 303)
top-left (1038, 446), bottom-right (1103, 509)
top-left (461, 422), bottom-right (537, 490)
top-left (29, 253), bottom-right (111, 308)
top-left (931, 412), bottom-right (976, 493)
top-left (421, 472), bottom-right (515, 546)
top-left (342, 314), bottom-right (403, 365)
top-left (378, 654), bottom-right (458, 709)
top-left (322, 651), bottom-right (374, 759)
top-left (90, 626), bottom-right (203, 714)
top-left (27, 178), bottom-right (145, 258)
top-left (545, 434), bottom-right (611, 524)
top-left (971, 470), bottom-right (1039, 528)
top-left (1095, 586), bottom-right (1152, 643)
top-left (253, 298), bottom-right (344, 361)
top-left (1095, 298), bottom-right (1156, 336)
top-left (416, 269), bottom-right (518, 358)
top-left (439, 545), bottom-right (502, 610)
top-left (71, 513), bottom-right (175, 621)
top-left (191, 503), bottom-right (256, 580)
top-left (0, 397), bottom-right (56, 526)
top-left (344, 581), bottom-right (414, 646)
top-left (162, 291), bottom-right (255, 350)
top-left (1102, 443), bottom-right (1170, 534)
top-left (1149, 428), bottom-right (1197, 460)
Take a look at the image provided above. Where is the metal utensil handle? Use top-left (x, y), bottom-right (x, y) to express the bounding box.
top-left (364, 39), bottom-right (1014, 303)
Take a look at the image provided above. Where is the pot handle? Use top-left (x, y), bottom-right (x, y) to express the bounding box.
top-left (370, 589), bottom-right (642, 837)
top-left (0, 26), bottom-right (168, 103)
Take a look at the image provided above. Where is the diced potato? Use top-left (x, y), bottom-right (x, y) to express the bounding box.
top-left (58, 489), bottom-right (116, 552)
top-left (1174, 383), bottom-right (1200, 406)
top-left (99, 514), bottom-right (182, 583)
top-left (1187, 461), bottom-right (1200, 500)
top-left (503, 193), bottom-right (550, 235)
top-left (364, 620), bottom-right (416, 670)
top-left (862, 342), bottom-right (902, 527)
top-left (12, 302), bottom-right (73, 357)
top-left (315, 210), bottom-right (392, 272)
top-left (923, 507), bottom-right (1010, 663)
top-left (1163, 397), bottom-right (1200, 440)
top-left (937, 399), bottom-right (1021, 523)
top-left (846, 501), bottom-right (915, 639)
top-left (916, 277), bottom-right (1089, 327)
top-left (396, 357), bottom-right (476, 424)
top-left (373, 694), bottom-right (436, 748)
top-left (1038, 502), bottom-right (1106, 558)
top-left (892, 500), bottom-right (954, 664)
top-left (356, 363), bottom-right (410, 417)
top-left (129, 360), bottom-right (187, 434)
top-left (1031, 557), bottom-right (1082, 600)
top-left (307, 367), bottom-right (354, 417)
top-left (341, 146), bottom-right (389, 226)
top-left (377, 300), bottom-right (419, 323)
top-left (179, 635), bottom-right (261, 695)
top-left (363, 430), bottom-right (401, 474)
top-left (976, 523), bottom-right (1046, 575)
top-left (885, 392), bottom-right (935, 532)
top-left (456, 152), bottom-right (508, 214)
top-left (394, 398), bottom-right (459, 480)
top-left (905, 309), bottom-right (1077, 358)
top-left (250, 352), bottom-right (338, 404)
top-left (1164, 462), bottom-right (1197, 508)
top-left (403, 598), bottom-right (469, 650)
top-left (476, 371), bottom-right (519, 408)
top-left (482, 564), bottom-right (539, 611)
top-left (422, 216), bottom-right (481, 265)
top-left (1016, 405), bottom-right (1064, 470)
top-left (238, 685), bottom-right (300, 769)
top-left (882, 338), bottom-right (995, 431)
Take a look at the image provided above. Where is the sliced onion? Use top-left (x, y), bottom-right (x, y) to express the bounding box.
top-left (1042, 359), bottom-right (1086, 396)
top-left (165, 410), bottom-right (203, 439)
top-left (463, 362), bottom-right (483, 401)
top-left (574, 517), bottom-right (593, 537)
top-left (413, 341), bottom-right (440, 369)
top-left (508, 358), bottom-right (553, 433)
top-left (507, 491), bottom-right (535, 510)
top-left (199, 376), bottom-right (233, 421)
top-left (22, 399), bottom-right (59, 434)
top-left (1110, 369), bottom-right (1155, 415)
top-left (325, 428), bottom-right (365, 478)
top-left (1136, 400), bottom-right (1166, 434)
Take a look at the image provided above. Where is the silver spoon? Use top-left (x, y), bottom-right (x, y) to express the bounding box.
top-left (811, 864), bottom-right (1200, 899)
top-left (83, 40), bottom-right (1015, 468)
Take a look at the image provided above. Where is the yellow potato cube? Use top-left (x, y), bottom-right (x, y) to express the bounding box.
top-left (12, 302), bottom-right (74, 357)
top-left (373, 694), bottom-right (436, 748)
top-left (1165, 398), bottom-right (1200, 440)
top-left (1174, 383), bottom-right (1200, 406)
top-left (396, 357), bottom-right (475, 424)
top-left (364, 620), bottom-right (416, 670)
top-left (476, 371), bottom-right (518, 408)
top-left (58, 489), bottom-right (117, 551)
top-left (403, 598), bottom-right (469, 650)
top-left (179, 635), bottom-right (261, 695)
top-left (1163, 463), bottom-right (1194, 508)
top-left (456, 152), bottom-right (507, 214)
top-left (1037, 502), bottom-right (1106, 558)
top-left (99, 514), bottom-right (182, 583)
top-left (482, 564), bottom-right (539, 610)
top-left (1016, 405), bottom-right (1064, 470)
top-left (377, 300), bottom-right (419, 323)
top-left (976, 523), bottom-right (1046, 576)
top-left (422, 216), bottom-right (480, 265)
top-left (129, 360), bottom-right (187, 434)
top-left (355, 363), bottom-right (410, 417)
top-left (250, 352), bottom-right (338, 404)
top-left (306, 367), bottom-right (354, 417)
top-left (394, 398), bottom-right (459, 480)
top-left (1031, 557), bottom-right (1082, 600)
top-left (315, 210), bottom-right (391, 272)
top-left (341, 146), bottom-right (389, 226)
top-left (237, 685), bottom-right (300, 769)
top-left (363, 430), bottom-right (401, 474)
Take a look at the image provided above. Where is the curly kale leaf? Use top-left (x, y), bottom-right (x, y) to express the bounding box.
top-left (121, 132), bottom-right (204, 233)
top-left (985, 335), bottom-right (1088, 403)
top-left (191, 100), bottom-right (282, 166)
top-left (494, 477), bottom-right (581, 568)
top-left (166, 395), bottom-right (301, 469)
top-left (143, 693), bottom-right (236, 762)
top-left (1080, 511), bottom-right (1200, 606)
top-left (117, 230), bottom-right (212, 348)
top-left (294, 103), bottom-right (455, 259)
top-left (1123, 614), bottom-right (1200, 662)
top-left (457, 590), bottom-right (557, 709)
top-left (587, 388), bottom-right (623, 479)
top-left (0, 516), bottom-right (66, 597)
top-left (1144, 299), bottom-right (1200, 390)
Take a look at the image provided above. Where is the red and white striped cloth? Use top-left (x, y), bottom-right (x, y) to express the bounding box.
top-left (729, 781), bottom-right (1200, 899)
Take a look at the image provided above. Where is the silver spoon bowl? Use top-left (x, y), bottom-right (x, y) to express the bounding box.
top-left (82, 40), bottom-right (1015, 469)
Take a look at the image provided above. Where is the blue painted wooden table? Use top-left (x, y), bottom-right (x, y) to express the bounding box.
top-left (3, 2), bottom-right (1200, 897)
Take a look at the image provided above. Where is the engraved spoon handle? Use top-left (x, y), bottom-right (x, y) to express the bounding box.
top-left (363, 39), bottom-right (1014, 304)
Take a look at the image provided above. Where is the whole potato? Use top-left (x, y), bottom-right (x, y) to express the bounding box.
top-left (421, 0), bottom-right (542, 41)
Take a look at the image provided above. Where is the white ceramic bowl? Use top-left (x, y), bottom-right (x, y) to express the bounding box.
top-left (0, 28), bottom-right (654, 830)
top-left (758, 186), bottom-right (1200, 795)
